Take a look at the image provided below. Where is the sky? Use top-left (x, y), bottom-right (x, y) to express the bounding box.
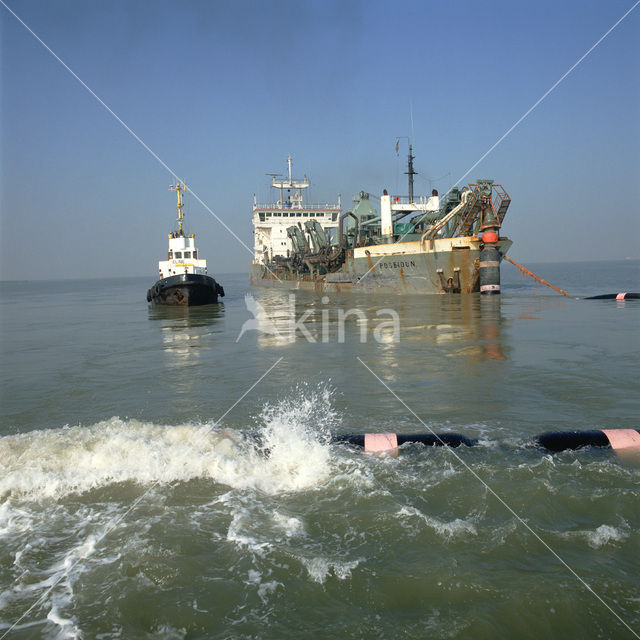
top-left (1, 0), bottom-right (639, 280)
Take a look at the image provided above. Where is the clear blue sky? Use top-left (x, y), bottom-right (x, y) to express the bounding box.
top-left (2, 0), bottom-right (639, 280)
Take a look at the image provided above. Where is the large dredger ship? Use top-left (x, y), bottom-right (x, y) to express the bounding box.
top-left (250, 151), bottom-right (512, 295)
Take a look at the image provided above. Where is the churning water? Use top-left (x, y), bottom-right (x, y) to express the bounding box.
top-left (1, 261), bottom-right (639, 639)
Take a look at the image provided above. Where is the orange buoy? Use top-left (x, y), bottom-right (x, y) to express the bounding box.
top-left (482, 231), bottom-right (499, 243)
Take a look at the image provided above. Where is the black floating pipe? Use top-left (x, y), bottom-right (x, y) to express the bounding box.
top-left (331, 433), bottom-right (476, 448)
top-left (330, 430), bottom-right (639, 454)
top-left (536, 429), bottom-right (640, 452)
top-left (583, 293), bottom-right (640, 300)
top-left (536, 430), bottom-right (611, 451)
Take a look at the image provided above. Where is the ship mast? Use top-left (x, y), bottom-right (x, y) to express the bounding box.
top-left (169, 182), bottom-right (187, 235)
top-left (406, 144), bottom-right (417, 204)
top-left (271, 156), bottom-right (309, 208)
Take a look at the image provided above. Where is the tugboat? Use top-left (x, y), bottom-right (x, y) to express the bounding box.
top-left (147, 182), bottom-right (224, 305)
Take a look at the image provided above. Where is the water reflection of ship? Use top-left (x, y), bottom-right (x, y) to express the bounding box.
top-left (148, 304), bottom-right (225, 327)
top-left (401, 295), bottom-right (507, 362)
top-left (245, 287), bottom-right (506, 362)
top-left (150, 304), bottom-right (225, 368)
top-left (480, 297), bottom-right (505, 361)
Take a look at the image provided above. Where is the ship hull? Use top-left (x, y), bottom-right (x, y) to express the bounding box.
top-left (146, 273), bottom-right (224, 306)
top-left (250, 236), bottom-right (512, 295)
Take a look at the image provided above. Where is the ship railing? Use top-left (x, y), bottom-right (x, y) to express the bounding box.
top-left (389, 195), bottom-right (433, 205)
top-left (254, 203), bottom-right (341, 211)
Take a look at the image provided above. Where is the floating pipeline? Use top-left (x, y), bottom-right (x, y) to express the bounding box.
top-left (583, 293), bottom-right (640, 300)
top-left (502, 256), bottom-right (640, 300)
top-left (536, 429), bottom-right (640, 452)
top-left (331, 433), bottom-right (477, 450)
top-left (536, 430), bottom-right (609, 450)
top-left (330, 430), bottom-right (640, 454)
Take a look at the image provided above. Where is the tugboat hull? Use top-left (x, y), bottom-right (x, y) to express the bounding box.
top-left (147, 273), bottom-right (224, 306)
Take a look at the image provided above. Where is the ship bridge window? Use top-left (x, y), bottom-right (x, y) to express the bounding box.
top-left (184, 251), bottom-right (191, 258)
top-left (282, 212), bottom-right (289, 217)
top-left (193, 249), bottom-right (198, 259)
top-left (274, 212), bottom-right (281, 217)
top-left (175, 251), bottom-right (182, 259)
top-left (259, 213), bottom-right (265, 221)
top-left (332, 213), bottom-right (338, 221)
top-left (303, 213), bottom-right (308, 217)
top-left (266, 213), bottom-right (272, 217)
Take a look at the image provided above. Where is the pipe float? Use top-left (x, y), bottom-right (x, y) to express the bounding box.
top-left (330, 430), bottom-right (639, 455)
top-left (331, 433), bottom-right (477, 450)
top-left (535, 430), bottom-right (610, 451)
top-left (536, 429), bottom-right (640, 452)
top-left (583, 293), bottom-right (640, 300)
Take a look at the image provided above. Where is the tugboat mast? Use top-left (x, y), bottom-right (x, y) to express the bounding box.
top-left (169, 182), bottom-right (187, 235)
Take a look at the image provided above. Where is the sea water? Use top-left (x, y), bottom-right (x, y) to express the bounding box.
top-left (0, 260), bottom-right (638, 639)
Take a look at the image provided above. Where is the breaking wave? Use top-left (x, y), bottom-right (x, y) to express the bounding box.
top-left (0, 386), bottom-right (338, 501)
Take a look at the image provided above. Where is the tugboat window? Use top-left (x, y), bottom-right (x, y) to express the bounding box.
top-left (184, 251), bottom-right (191, 258)
top-left (175, 252), bottom-right (182, 258)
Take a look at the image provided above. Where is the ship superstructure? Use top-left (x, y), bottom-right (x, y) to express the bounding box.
top-left (250, 149), bottom-right (512, 295)
top-left (252, 156), bottom-right (341, 265)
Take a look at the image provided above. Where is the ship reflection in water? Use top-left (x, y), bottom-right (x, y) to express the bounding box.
top-left (148, 305), bottom-right (225, 406)
top-left (244, 288), bottom-right (509, 362)
top-left (238, 288), bottom-right (511, 418)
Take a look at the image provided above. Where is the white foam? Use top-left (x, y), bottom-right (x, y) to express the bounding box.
top-left (226, 511), bottom-right (272, 555)
top-left (0, 388), bottom-right (337, 500)
top-left (584, 524), bottom-right (627, 549)
top-left (272, 512), bottom-right (305, 538)
top-left (397, 506), bottom-right (478, 539)
top-left (149, 625), bottom-right (186, 639)
top-left (246, 569), bottom-right (281, 602)
top-left (557, 523), bottom-right (629, 549)
top-left (301, 557), bottom-right (362, 584)
top-left (46, 600), bottom-right (80, 640)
